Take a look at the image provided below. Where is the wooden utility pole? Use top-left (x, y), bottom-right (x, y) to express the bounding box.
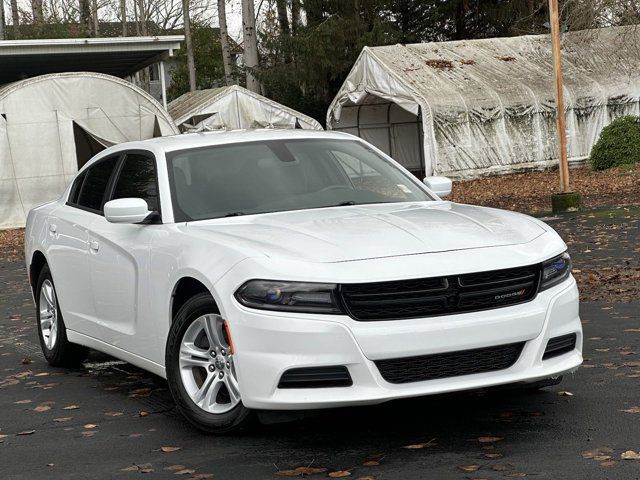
top-left (183, 0), bottom-right (196, 92)
top-left (10, 0), bottom-right (19, 39)
top-left (548, 0), bottom-right (570, 193)
top-left (120, 0), bottom-right (127, 36)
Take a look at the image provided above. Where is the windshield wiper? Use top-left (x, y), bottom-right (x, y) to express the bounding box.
top-left (224, 212), bottom-right (246, 217)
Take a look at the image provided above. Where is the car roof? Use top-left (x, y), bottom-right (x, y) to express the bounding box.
top-left (138, 129), bottom-right (354, 153)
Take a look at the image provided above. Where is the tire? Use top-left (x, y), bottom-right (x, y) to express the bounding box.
top-left (36, 264), bottom-right (89, 367)
top-left (166, 293), bottom-right (253, 433)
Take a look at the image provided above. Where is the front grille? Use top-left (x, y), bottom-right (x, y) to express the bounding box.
top-left (543, 333), bottom-right (577, 360)
top-left (278, 366), bottom-right (352, 389)
top-left (375, 342), bottom-right (525, 384)
top-left (340, 264), bottom-right (540, 321)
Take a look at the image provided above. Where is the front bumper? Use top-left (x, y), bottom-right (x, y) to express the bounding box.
top-left (223, 277), bottom-right (582, 410)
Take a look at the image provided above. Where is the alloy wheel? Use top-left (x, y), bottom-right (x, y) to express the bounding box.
top-left (179, 314), bottom-right (240, 414)
top-left (39, 279), bottom-right (58, 350)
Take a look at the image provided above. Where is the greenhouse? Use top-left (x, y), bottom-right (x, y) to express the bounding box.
top-left (327, 25), bottom-right (640, 178)
top-left (169, 84), bottom-right (323, 132)
top-left (0, 72), bottom-right (178, 229)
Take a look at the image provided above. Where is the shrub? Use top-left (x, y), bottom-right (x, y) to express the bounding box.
top-left (590, 115), bottom-right (640, 170)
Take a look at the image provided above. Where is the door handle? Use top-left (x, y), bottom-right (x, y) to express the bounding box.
top-left (89, 240), bottom-right (100, 252)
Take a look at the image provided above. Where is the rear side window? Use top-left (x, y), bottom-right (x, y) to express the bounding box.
top-left (111, 153), bottom-right (159, 212)
top-left (76, 156), bottom-right (119, 212)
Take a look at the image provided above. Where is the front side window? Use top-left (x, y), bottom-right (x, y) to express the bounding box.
top-left (111, 153), bottom-right (159, 212)
top-left (75, 156), bottom-right (119, 212)
top-left (167, 139), bottom-right (433, 222)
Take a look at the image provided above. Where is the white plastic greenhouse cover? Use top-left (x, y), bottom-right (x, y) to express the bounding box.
top-left (169, 84), bottom-right (323, 132)
top-left (327, 25), bottom-right (640, 178)
top-left (0, 72), bottom-right (179, 229)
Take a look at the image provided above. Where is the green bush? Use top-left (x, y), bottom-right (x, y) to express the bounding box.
top-left (590, 115), bottom-right (640, 170)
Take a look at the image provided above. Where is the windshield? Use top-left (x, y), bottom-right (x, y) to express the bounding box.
top-left (166, 138), bottom-right (434, 222)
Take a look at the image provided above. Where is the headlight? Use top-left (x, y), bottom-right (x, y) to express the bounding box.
top-left (235, 280), bottom-right (343, 314)
top-left (540, 252), bottom-right (572, 291)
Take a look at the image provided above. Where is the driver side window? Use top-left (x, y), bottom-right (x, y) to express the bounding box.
top-left (110, 152), bottom-right (160, 214)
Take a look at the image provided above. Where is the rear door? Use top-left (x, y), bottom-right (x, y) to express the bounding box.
top-left (48, 155), bottom-right (120, 333)
top-left (87, 151), bottom-right (161, 358)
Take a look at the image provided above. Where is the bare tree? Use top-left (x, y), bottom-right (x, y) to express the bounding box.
top-left (120, 0), bottom-right (126, 35)
top-left (91, 0), bottom-right (99, 34)
top-left (79, 0), bottom-right (91, 36)
top-left (10, 0), bottom-right (19, 38)
top-left (31, 0), bottom-right (44, 25)
top-left (218, 0), bottom-right (234, 85)
top-left (242, 0), bottom-right (261, 92)
top-left (291, 0), bottom-right (300, 33)
top-left (0, 0), bottom-right (5, 40)
top-left (183, 0), bottom-right (197, 91)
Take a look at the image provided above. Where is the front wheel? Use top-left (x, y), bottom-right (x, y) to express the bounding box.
top-left (165, 293), bottom-right (252, 433)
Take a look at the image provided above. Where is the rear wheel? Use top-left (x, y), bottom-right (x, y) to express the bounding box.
top-left (36, 264), bottom-right (89, 367)
top-left (166, 293), bottom-right (252, 433)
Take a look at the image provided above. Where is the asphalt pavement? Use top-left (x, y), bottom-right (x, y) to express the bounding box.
top-left (1, 209), bottom-right (639, 480)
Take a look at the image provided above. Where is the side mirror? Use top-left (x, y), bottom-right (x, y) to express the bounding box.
top-left (423, 176), bottom-right (452, 198)
top-left (104, 198), bottom-right (151, 224)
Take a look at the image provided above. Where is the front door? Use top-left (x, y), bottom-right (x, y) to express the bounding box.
top-left (87, 151), bottom-right (162, 358)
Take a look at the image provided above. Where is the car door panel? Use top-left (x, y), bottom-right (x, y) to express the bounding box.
top-left (87, 151), bottom-right (161, 359)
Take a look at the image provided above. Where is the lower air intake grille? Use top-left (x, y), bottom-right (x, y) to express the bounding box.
top-left (375, 342), bottom-right (525, 384)
top-left (543, 333), bottom-right (577, 360)
top-left (278, 366), bottom-right (352, 389)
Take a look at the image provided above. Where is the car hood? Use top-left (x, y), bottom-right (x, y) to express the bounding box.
top-left (185, 202), bottom-right (547, 263)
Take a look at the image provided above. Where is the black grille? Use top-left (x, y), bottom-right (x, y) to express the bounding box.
top-left (278, 366), bottom-right (352, 389)
top-left (375, 342), bottom-right (525, 384)
top-left (543, 333), bottom-right (577, 360)
top-left (340, 264), bottom-right (540, 321)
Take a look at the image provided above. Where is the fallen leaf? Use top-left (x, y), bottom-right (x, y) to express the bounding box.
top-left (558, 391), bottom-right (574, 396)
top-left (34, 405), bottom-right (50, 412)
top-left (139, 411), bottom-right (149, 417)
top-left (328, 471), bottom-right (351, 478)
top-left (275, 466), bottom-right (328, 477)
top-left (458, 465), bottom-right (481, 472)
top-left (402, 438), bottom-right (437, 449)
top-left (362, 461), bottom-right (380, 466)
top-left (21, 357), bottom-right (33, 365)
top-left (161, 446), bottom-right (181, 453)
top-left (621, 406), bottom-right (640, 414)
top-left (63, 405), bottom-right (79, 410)
top-left (164, 465), bottom-right (186, 471)
top-left (14, 399), bottom-right (31, 404)
top-left (478, 436), bottom-right (503, 443)
top-left (83, 424), bottom-right (97, 429)
top-left (174, 469), bottom-right (196, 475)
top-left (621, 450), bottom-right (640, 460)
top-left (17, 430), bottom-right (35, 436)
top-left (104, 411), bottom-right (123, 417)
top-left (53, 417), bottom-right (72, 422)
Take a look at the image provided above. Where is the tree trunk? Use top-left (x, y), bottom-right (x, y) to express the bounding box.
top-left (291, 0), bottom-right (300, 33)
top-left (79, 0), bottom-right (91, 36)
top-left (242, 0), bottom-right (260, 93)
top-left (217, 0), bottom-right (234, 86)
top-left (31, 0), bottom-right (43, 25)
top-left (275, 0), bottom-right (289, 35)
top-left (120, 0), bottom-right (127, 35)
top-left (92, 0), bottom-right (99, 35)
top-left (0, 0), bottom-right (6, 40)
top-left (183, 0), bottom-right (197, 91)
top-left (10, 0), bottom-right (19, 38)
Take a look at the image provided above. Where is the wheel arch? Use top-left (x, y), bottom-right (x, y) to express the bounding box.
top-left (29, 250), bottom-right (48, 295)
top-left (170, 276), bottom-right (219, 321)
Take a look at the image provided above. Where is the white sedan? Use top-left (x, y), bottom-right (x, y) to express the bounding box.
top-left (25, 130), bottom-right (582, 433)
